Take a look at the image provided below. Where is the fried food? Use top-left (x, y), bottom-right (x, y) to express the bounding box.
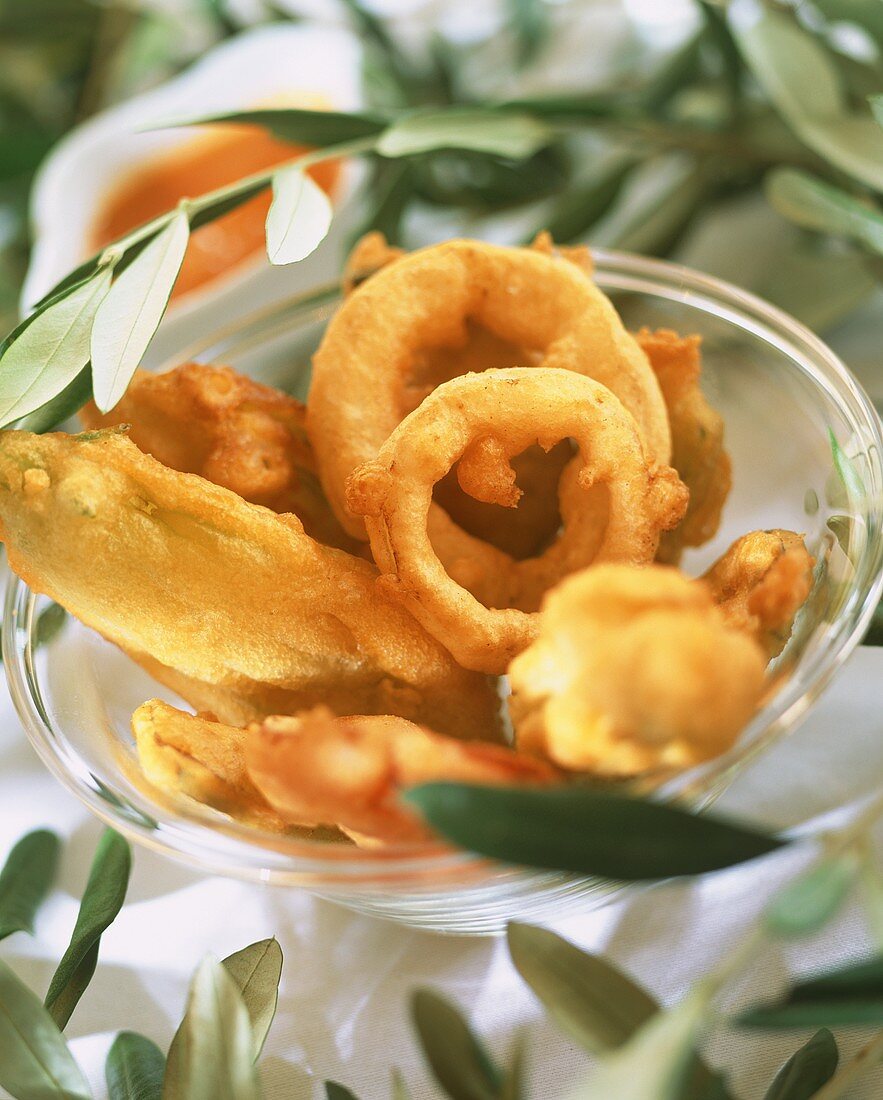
top-left (0, 428), bottom-right (502, 741)
top-left (342, 230), bottom-right (406, 294)
top-left (346, 369), bottom-right (687, 674)
top-left (508, 564), bottom-right (767, 777)
top-left (81, 362), bottom-right (356, 552)
top-left (132, 699), bottom-right (291, 832)
top-left (635, 329), bottom-right (731, 564)
top-left (308, 237), bottom-right (672, 545)
top-left (246, 707), bottom-right (557, 844)
top-left (703, 529), bottom-right (814, 657)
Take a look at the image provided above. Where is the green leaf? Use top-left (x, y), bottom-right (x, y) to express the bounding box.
top-left (763, 1029), bottom-right (839, 1099)
top-left (729, 2), bottom-right (883, 191)
top-left (404, 784), bottom-right (783, 879)
top-left (766, 170), bottom-right (883, 256)
top-left (872, 95), bottom-right (883, 129)
top-left (377, 109), bottom-right (552, 160)
top-left (106, 1032), bottom-right (165, 1100)
top-left (535, 155), bottom-right (635, 244)
top-left (507, 923), bottom-right (655, 1052)
top-left (45, 829), bottom-right (132, 1029)
top-left (355, 161), bottom-right (413, 246)
top-left (569, 992), bottom-right (708, 1100)
top-left (830, 430), bottom-right (866, 501)
top-left (766, 854), bottom-right (860, 938)
top-left (0, 829), bottom-right (60, 941)
top-left (90, 211), bottom-right (189, 413)
top-left (162, 956), bottom-right (259, 1100)
top-left (860, 851), bottom-right (883, 949)
top-left (35, 604), bottom-right (67, 649)
top-left (266, 167), bottom-right (333, 266)
top-left (0, 269), bottom-right (111, 427)
top-left (325, 1084), bottom-right (360, 1100)
top-left (740, 953), bottom-right (883, 1027)
top-left (15, 368), bottom-right (93, 434)
top-left (0, 958), bottom-right (91, 1100)
top-left (221, 938), bottom-right (282, 1059)
top-left (411, 989), bottom-right (501, 1100)
top-left (506, 0), bottom-right (550, 67)
top-left (150, 107), bottom-right (387, 146)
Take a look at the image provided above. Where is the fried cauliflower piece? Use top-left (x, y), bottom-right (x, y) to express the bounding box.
top-left (636, 329), bottom-right (731, 564)
top-left (0, 429), bottom-right (502, 742)
top-left (508, 564), bottom-right (767, 777)
top-left (245, 707), bottom-right (557, 845)
top-left (703, 529), bottom-right (814, 658)
top-left (81, 362), bottom-right (356, 552)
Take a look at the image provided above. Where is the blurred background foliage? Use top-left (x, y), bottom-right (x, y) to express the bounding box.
top-left (0, 0), bottom-right (881, 380)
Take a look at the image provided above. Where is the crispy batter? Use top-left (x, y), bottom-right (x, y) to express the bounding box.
top-left (508, 564), bottom-right (767, 776)
top-left (347, 369), bottom-right (687, 674)
top-left (342, 230), bottom-right (406, 294)
top-left (703, 529), bottom-right (814, 657)
top-left (246, 707), bottom-right (557, 845)
top-left (81, 362), bottom-right (356, 552)
top-left (308, 237), bottom-right (673, 552)
top-left (636, 329), bottom-right (731, 563)
top-left (0, 429), bottom-right (502, 741)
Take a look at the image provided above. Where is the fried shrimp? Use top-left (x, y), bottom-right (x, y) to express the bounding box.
top-left (246, 707), bottom-right (557, 844)
top-left (81, 361), bottom-right (356, 551)
top-left (703, 529), bottom-right (814, 657)
top-left (0, 429), bottom-right (501, 741)
top-left (347, 369), bottom-right (686, 673)
top-left (635, 328), bottom-right (731, 563)
top-left (508, 564), bottom-right (767, 776)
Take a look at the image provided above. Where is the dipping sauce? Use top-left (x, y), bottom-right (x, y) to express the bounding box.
top-left (90, 123), bottom-right (341, 300)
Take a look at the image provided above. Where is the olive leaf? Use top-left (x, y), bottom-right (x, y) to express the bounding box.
top-left (533, 154), bottom-right (636, 244)
top-left (766, 170), bottom-right (883, 256)
top-left (15, 368), bottom-right (94, 434)
top-left (728, 1), bottom-right (883, 191)
top-left (739, 953), bottom-right (883, 1028)
top-left (105, 1032), bottom-right (166, 1100)
top-left (45, 829), bottom-right (132, 1029)
top-left (860, 852), bottom-right (883, 949)
top-left (765, 853), bottom-right (860, 939)
top-left (0, 267), bottom-right (110, 427)
top-left (35, 603), bottom-right (67, 649)
top-left (150, 107), bottom-right (387, 146)
top-left (568, 991), bottom-right (709, 1100)
top-left (376, 109), bottom-right (553, 160)
top-left (91, 210), bottom-right (189, 413)
top-left (763, 1029), bottom-right (839, 1100)
top-left (506, 924), bottom-right (731, 1100)
top-left (829, 430), bottom-right (866, 502)
top-left (325, 1084), bottom-right (360, 1100)
top-left (411, 989), bottom-right (502, 1100)
top-left (266, 167), bottom-right (333, 266)
top-left (0, 958), bottom-right (92, 1100)
top-left (872, 95), bottom-right (883, 129)
top-left (404, 784), bottom-right (783, 879)
top-left (0, 829), bottom-right (60, 941)
top-left (162, 956), bottom-right (259, 1100)
top-left (221, 938), bottom-right (283, 1059)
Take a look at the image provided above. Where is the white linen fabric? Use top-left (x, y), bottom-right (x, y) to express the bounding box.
top-left (0, 646), bottom-right (881, 1099)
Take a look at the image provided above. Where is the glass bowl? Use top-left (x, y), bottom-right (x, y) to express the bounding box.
top-left (5, 249), bottom-right (883, 934)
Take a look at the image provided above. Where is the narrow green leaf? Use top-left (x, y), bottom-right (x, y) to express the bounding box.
top-left (763, 1029), bottom-right (839, 1099)
top-left (506, 0), bottom-right (550, 67)
top-left (740, 953), bottom-right (883, 1028)
top-left (535, 155), bottom-right (635, 244)
top-left (766, 854), bottom-right (860, 938)
top-left (0, 829), bottom-right (60, 941)
top-left (872, 95), bottom-right (883, 129)
top-left (0, 269), bottom-right (111, 427)
top-left (149, 107), bottom-right (387, 146)
top-left (106, 1032), bottom-right (165, 1100)
top-left (162, 956), bottom-right (259, 1100)
top-left (377, 109), bottom-right (552, 160)
top-left (45, 829), bottom-right (132, 1029)
top-left (729, 2), bottom-right (883, 190)
top-left (35, 604), bottom-right (67, 650)
top-left (411, 989), bottom-right (501, 1100)
top-left (91, 211), bottom-right (189, 413)
top-left (222, 938), bottom-right (282, 1059)
top-left (766, 170), bottom-right (883, 256)
top-left (325, 1084), bottom-right (360, 1100)
top-left (830, 430), bottom-right (866, 502)
top-left (507, 923), bottom-right (655, 1052)
top-left (860, 851), bottom-right (883, 949)
top-left (266, 167), bottom-right (333, 266)
top-left (568, 992), bottom-right (708, 1100)
top-left (0, 958), bottom-right (91, 1100)
top-left (15, 368), bottom-right (93, 434)
top-left (355, 160), bottom-right (413, 246)
top-left (404, 784), bottom-right (783, 879)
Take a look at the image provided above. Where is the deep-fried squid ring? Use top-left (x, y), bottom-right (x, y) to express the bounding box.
top-left (308, 238), bottom-right (672, 542)
top-left (346, 368), bottom-right (687, 673)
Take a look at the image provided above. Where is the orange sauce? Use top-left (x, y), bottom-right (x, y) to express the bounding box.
top-left (90, 126), bottom-right (341, 300)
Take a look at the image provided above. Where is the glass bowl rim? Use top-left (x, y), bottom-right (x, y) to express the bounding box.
top-left (4, 246), bottom-right (883, 887)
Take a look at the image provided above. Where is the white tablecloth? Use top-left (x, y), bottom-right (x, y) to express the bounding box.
top-left (1, 642), bottom-right (882, 1099)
